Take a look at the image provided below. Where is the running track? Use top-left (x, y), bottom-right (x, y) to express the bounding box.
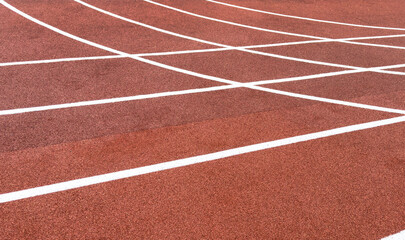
top-left (0, 0), bottom-right (404, 239)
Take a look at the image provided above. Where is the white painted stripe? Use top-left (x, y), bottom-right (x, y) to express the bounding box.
top-left (2, 0), bottom-right (404, 116)
top-left (0, 55), bottom-right (123, 67)
top-left (71, 1), bottom-right (347, 70)
top-left (137, 0), bottom-right (405, 76)
top-left (144, 0), bottom-right (323, 40)
top-left (3, 0), bottom-right (405, 78)
top-left (0, 0), bottom-right (237, 86)
top-left (206, 0), bottom-right (405, 31)
top-left (2, 63), bottom-right (405, 116)
top-left (1, 115), bottom-right (404, 203)
top-left (76, 0), bottom-right (405, 76)
top-left (145, 0), bottom-right (405, 51)
top-left (74, 0), bottom-right (228, 48)
top-left (249, 85), bottom-right (405, 115)
top-left (3, 34), bottom-right (405, 68)
top-left (0, 85), bottom-right (236, 116)
top-left (382, 230), bottom-right (405, 240)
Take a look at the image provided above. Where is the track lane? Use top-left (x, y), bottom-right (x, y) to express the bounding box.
top-left (78, 0), bottom-right (311, 46)
top-left (145, 50), bottom-right (341, 83)
top-left (144, 0), bottom-right (405, 51)
top-left (0, 58), bottom-right (223, 110)
top-left (148, 0), bottom-right (404, 38)
top-left (255, 42), bottom-right (405, 68)
top-left (0, 1), bottom-right (400, 238)
top-left (4, 0), bottom-right (404, 117)
top-left (4, 87), bottom-right (368, 153)
top-left (0, 4), bottom-right (105, 62)
top-left (1, 121), bottom-right (404, 239)
top-left (267, 72), bottom-right (405, 110)
top-left (0, 99), bottom-right (398, 192)
top-left (206, 0), bottom-right (405, 31)
top-left (355, 36), bottom-right (405, 48)
top-left (72, 0), bottom-right (405, 78)
top-left (6, 0), bottom-right (211, 54)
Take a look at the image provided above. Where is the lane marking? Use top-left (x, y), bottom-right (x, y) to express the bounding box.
top-left (2, 64), bottom-right (405, 116)
top-left (143, 0), bottom-right (324, 40)
top-left (145, 0), bottom-right (405, 51)
top-left (207, 0), bottom-right (405, 31)
top-left (0, 85), bottom-right (237, 116)
top-left (382, 230), bottom-right (405, 240)
top-left (1, 115), bottom-right (404, 203)
top-left (75, 0), bottom-right (405, 76)
top-left (3, 63), bottom-right (405, 116)
top-left (2, 0), bottom-right (405, 116)
top-left (3, 33), bottom-right (405, 68)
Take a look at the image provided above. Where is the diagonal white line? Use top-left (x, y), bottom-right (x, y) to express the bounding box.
top-left (0, 85), bottom-right (237, 116)
top-left (2, 64), bottom-right (405, 116)
top-left (206, 0), bottom-right (405, 31)
top-left (1, 0), bottom-right (404, 116)
top-left (145, 0), bottom-right (405, 51)
top-left (1, 115), bottom-right (404, 203)
top-left (75, 0), bottom-right (405, 77)
top-left (3, 35), bottom-right (405, 68)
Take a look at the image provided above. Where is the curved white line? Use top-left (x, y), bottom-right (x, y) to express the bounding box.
top-left (145, 0), bottom-right (405, 51)
top-left (74, 0), bottom-right (405, 77)
top-left (144, 0), bottom-right (324, 40)
top-left (3, 36), bottom-right (405, 68)
top-left (1, 115), bottom-right (405, 203)
top-left (2, 0), bottom-right (405, 116)
top-left (207, 0), bottom-right (405, 31)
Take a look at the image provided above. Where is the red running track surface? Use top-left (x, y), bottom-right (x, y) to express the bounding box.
top-left (0, 0), bottom-right (404, 239)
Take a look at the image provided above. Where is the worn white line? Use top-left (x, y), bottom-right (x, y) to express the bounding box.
top-left (145, 0), bottom-right (405, 51)
top-left (382, 230), bottom-right (405, 240)
top-left (1, 115), bottom-right (404, 203)
top-left (206, 0), bottom-right (405, 31)
top-left (2, 0), bottom-right (405, 116)
top-left (75, 0), bottom-right (405, 77)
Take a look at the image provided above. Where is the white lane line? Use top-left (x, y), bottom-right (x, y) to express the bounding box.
top-left (3, 33), bottom-right (405, 68)
top-left (0, 55), bottom-right (123, 67)
top-left (3, 63), bottom-right (405, 116)
top-left (250, 85), bottom-right (405, 115)
top-left (0, 0), bottom-right (237, 87)
top-left (382, 230), bottom-right (405, 240)
top-left (2, 0), bottom-right (405, 116)
top-left (1, 115), bottom-right (404, 204)
top-left (75, 0), bottom-right (405, 77)
top-left (145, 0), bottom-right (405, 51)
top-left (206, 0), bottom-right (405, 31)
top-left (74, 0), bottom-right (227, 48)
top-left (0, 85), bottom-right (237, 116)
top-left (144, 0), bottom-right (323, 40)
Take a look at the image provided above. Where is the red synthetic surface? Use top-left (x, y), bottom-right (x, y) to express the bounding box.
top-left (148, 0), bottom-right (403, 38)
top-left (0, 4), bottom-right (105, 62)
top-left (267, 72), bottom-right (405, 110)
top-left (0, 0), bottom-right (404, 239)
top-left (356, 37), bottom-right (405, 48)
top-left (145, 50), bottom-right (342, 82)
top-left (255, 42), bottom-right (405, 68)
